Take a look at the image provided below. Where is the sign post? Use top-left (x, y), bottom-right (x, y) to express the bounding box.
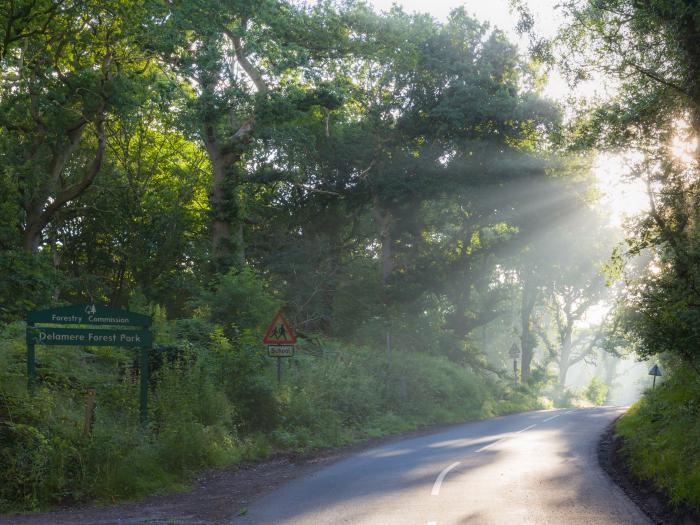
top-left (263, 312), bottom-right (297, 384)
top-left (509, 343), bottom-right (520, 386)
top-left (26, 322), bottom-right (36, 393)
top-left (649, 364), bottom-right (662, 390)
top-left (27, 304), bottom-right (152, 426)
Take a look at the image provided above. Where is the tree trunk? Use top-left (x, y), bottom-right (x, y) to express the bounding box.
top-left (372, 193), bottom-right (393, 298)
top-left (520, 276), bottom-right (537, 383)
top-left (22, 119), bottom-right (105, 254)
top-left (319, 238), bottom-right (342, 335)
top-left (372, 193), bottom-right (393, 361)
top-left (558, 325), bottom-right (573, 387)
top-left (204, 126), bottom-right (245, 271)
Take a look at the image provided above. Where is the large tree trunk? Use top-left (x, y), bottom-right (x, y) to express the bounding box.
top-left (372, 193), bottom-right (393, 362)
top-left (372, 193), bottom-right (394, 299)
top-left (520, 276), bottom-right (537, 383)
top-left (204, 124), bottom-right (245, 271)
top-left (319, 238), bottom-right (342, 335)
top-left (558, 324), bottom-right (573, 387)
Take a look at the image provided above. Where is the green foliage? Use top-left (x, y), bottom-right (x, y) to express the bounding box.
top-left (0, 323), bottom-right (546, 512)
top-left (616, 365), bottom-right (700, 512)
top-left (493, 384), bottom-right (553, 415)
top-left (197, 268), bottom-right (281, 336)
top-left (0, 251), bottom-right (57, 323)
top-left (585, 378), bottom-right (609, 406)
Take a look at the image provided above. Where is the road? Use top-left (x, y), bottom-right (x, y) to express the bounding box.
top-left (233, 407), bottom-right (650, 525)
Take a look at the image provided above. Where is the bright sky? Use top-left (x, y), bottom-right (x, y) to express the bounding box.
top-left (367, 0), bottom-right (560, 34)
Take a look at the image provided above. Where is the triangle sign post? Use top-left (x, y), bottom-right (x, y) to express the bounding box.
top-left (263, 312), bottom-right (296, 383)
top-left (649, 364), bottom-right (662, 389)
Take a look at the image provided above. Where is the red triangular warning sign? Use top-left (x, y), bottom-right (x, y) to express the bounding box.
top-left (263, 312), bottom-right (297, 344)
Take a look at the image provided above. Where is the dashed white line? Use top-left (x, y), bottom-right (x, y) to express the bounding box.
top-left (475, 438), bottom-right (505, 452)
top-left (431, 421), bottom-right (542, 497)
top-left (431, 461), bottom-right (461, 496)
top-left (516, 424), bottom-right (537, 433)
top-left (543, 414), bottom-right (561, 423)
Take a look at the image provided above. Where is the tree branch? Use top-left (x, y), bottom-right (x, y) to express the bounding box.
top-left (222, 27), bottom-right (267, 94)
top-left (33, 119), bottom-right (106, 238)
top-left (627, 62), bottom-right (689, 97)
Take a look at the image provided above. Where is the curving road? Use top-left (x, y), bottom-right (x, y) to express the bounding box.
top-left (233, 407), bottom-right (649, 525)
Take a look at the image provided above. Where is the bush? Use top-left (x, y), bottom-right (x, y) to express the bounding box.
top-left (585, 378), bottom-right (609, 406)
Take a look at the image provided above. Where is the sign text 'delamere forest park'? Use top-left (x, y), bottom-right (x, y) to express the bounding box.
top-left (32, 327), bottom-right (151, 347)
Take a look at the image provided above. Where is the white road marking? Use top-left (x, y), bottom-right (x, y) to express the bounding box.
top-left (427, 521), bottom-right (437, 525)
top-left (543, 414), bottom-right (561, 422)
top-left (431, 461), bottom-right (461, 496)
top-left (516, 424), bottom-right (537, 433)
top-left (431, 422), bottom-right (540, 496)
top-left (475, 438), bottom-right (505, 452)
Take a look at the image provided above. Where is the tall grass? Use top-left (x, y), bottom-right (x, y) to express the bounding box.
top-left (616, 365), bottom-right (700, 513)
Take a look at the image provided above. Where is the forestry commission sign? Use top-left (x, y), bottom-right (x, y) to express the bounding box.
top-left (28, 304), bottom-right (151, 327)
top-left (26, 304), bottom-right (153, 426)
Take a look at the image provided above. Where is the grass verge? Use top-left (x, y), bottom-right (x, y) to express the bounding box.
top-left (615, 364), bottom-right (700, 514)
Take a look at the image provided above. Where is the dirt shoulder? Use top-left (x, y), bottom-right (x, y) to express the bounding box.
top-left (0, 421), bottom-right (471, 525)
top-left (597, 418), bottom-right (699, 525)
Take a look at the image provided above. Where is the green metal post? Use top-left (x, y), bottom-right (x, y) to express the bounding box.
top-left (277, 356), bottom-right (282, 384)
top-left (139, 346), bottom-right (149, 428)
top-left (26, 323), bottom-right (36, 393)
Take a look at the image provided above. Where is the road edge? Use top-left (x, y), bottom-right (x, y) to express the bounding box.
top-left (597, 416), bottom-right (699, 525)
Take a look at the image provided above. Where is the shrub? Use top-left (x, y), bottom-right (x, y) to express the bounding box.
top-left (585, 378), bottom-right (609, 406)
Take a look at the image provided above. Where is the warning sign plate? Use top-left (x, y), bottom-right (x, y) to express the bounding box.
top-left (263, 312), bottom-right (297, 345)
top-left (268, 345), bottom-right (294, 357)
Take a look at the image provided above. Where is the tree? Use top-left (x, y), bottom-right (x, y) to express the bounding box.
top-left (148, 0), bottom-right (350, 270)
top-left (0, 0), bottom-right (155, 253)
top-left (553, 0), bottom-right (700, 371)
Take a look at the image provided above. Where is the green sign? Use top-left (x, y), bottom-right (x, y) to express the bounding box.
top-left (27, 304), bottom-right (153, 427)
top-left (28, 304), bottom-right (151, 327)
top-left (29, 327), bottom-right (152, 347)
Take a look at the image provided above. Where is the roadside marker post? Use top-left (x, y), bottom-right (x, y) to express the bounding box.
top-left (649, 364), bottom-right (662, 390)
top-left (263, 312), bottom-right (296, 384)
top-left (26, 304), bottom-right (152, 427)
top-left (509, 343), bottom-right (520, 386)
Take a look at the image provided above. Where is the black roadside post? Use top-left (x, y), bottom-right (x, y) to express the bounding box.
top-left (649, 364), bottom-right (662, 390)
top-left (26, 322), bottom-right (36, 393)
top-left (509, 343), bottom-right (520, 387)
top-left (139, 346), bottom-right (150, 428)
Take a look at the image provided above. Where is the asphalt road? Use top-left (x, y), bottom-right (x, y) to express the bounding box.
top-left (233, 407), bottom-right (650, 525)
